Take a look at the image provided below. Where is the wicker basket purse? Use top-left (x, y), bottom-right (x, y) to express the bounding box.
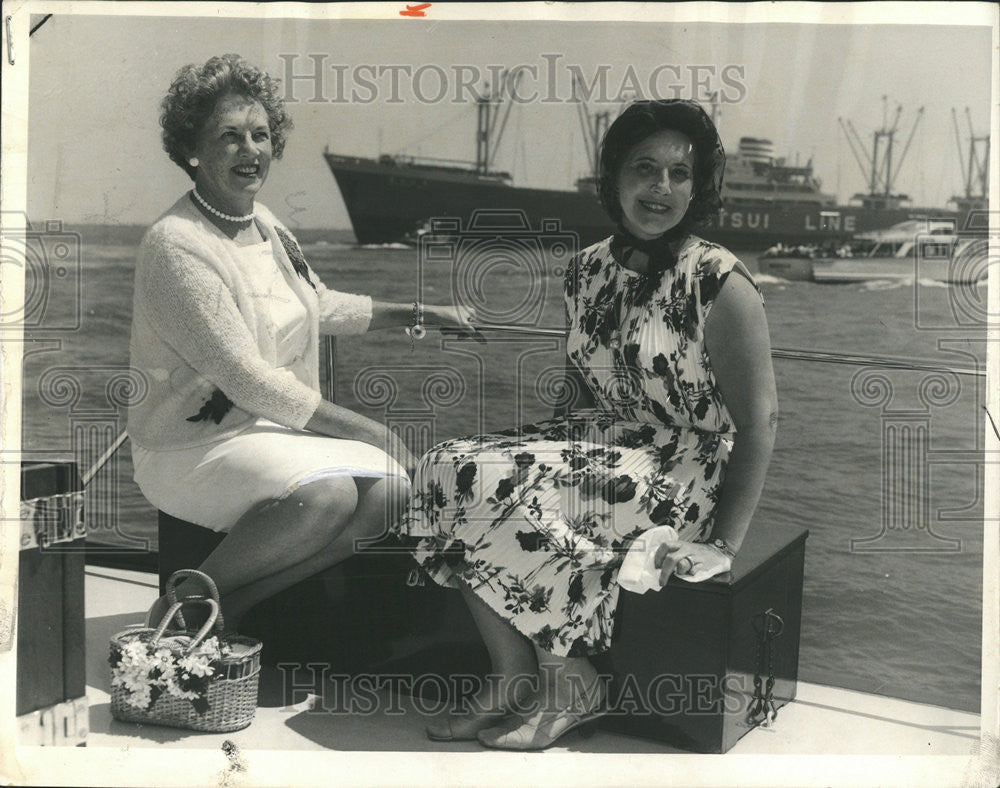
top-left (110, 569), bottom-right (263, 732)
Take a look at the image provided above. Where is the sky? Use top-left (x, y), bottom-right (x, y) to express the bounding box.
top-left (24, 8), bottom-right (995, 230)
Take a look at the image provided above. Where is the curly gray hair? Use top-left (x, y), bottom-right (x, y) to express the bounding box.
top-left (160, 53), bottom-right (292, 180)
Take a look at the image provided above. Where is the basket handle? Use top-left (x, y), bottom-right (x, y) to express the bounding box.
top-left (150, 597), bottom-right (223, 653)
top-left (166, 568), bottom-right (221, 604)
top-left (164, 569), bottom-right (222, 630)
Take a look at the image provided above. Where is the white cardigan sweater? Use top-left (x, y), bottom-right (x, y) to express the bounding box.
top-left (128, 194), bottom-right (372, 450)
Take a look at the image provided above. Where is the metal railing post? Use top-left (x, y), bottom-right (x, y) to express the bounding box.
top-left (323, 336), bottom-right (337, 404)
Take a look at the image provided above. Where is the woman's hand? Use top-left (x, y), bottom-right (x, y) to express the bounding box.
top-left (654, 541), bottom-right (732, 586)
top-left (368, 301), bottom-right (476, 333)
top-left (304, 401), bottom-right (417, 477)
top-left (425, 304), bottom-right (476, 329)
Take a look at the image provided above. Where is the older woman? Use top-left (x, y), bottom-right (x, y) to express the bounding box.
top-left (399, 99), bottom-right (777, 750)
top-left (129, 54), bottom-right (472, 627)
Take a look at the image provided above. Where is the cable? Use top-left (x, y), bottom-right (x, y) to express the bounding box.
top-left (389, 104), bottom-right (473, 157)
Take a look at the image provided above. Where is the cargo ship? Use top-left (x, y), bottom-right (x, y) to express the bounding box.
top-left (324, 93), bottom-right (978, 250)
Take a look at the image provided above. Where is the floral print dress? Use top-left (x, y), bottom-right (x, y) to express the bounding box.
top-left (397, 234), bottom-right (763, 657)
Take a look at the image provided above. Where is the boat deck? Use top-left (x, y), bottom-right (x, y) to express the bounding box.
top-left (81, 567), bottom-right (980, 757)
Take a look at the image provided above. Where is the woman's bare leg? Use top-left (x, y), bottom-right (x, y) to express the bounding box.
top-left (150, 475), bottom-right (406, 627)
top-left (457, 582), bottom-right (537, 710)
top-left (426, 580), bottom-right (537, 739)
top-left (532, 645), bottom-right (602, 711)
top-left (200, 475), bottom-right (359, 586)
top-left (450, 588), bottom-right (601, 713)
top-left (218, 476), bottom-right (408, 623)
top-left (475, 646), bottom-right (604, 749)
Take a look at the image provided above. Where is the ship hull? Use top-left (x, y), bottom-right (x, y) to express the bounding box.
top-left (324, 153), bottom-right (961, 250)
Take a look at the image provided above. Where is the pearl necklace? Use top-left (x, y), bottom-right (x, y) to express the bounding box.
top-left (192, 188), bottom-right (255, 223)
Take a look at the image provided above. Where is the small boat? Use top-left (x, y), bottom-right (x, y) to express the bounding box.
top-left (758, 219), bottom-right (989, 284)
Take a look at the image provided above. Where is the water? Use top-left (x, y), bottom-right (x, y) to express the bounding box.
top-left (19, 226), bottom-right (986, 713)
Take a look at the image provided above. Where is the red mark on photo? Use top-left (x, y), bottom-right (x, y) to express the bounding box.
top-left (400, 3), bottom-right (431, 17)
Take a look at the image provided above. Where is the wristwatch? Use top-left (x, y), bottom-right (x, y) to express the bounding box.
top-left (709, 537), bottom-right (736, 559)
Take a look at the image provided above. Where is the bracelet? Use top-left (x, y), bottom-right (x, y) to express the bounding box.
top-left (708, 537), bottom-right (736, 559)
top-left (403, 301), bottom-right (425, 350)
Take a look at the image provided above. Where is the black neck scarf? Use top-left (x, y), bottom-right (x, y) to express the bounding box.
top-left (610, 224), bottom-right (688, 279)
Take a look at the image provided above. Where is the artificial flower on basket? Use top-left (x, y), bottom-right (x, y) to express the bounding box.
top-left (109, 629), bottom-right (233, 714)
top-left (109, 569), bottom-right (262, 733)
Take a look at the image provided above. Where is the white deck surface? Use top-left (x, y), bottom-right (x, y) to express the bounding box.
top-left (81, 567), bottom-right (981, 756)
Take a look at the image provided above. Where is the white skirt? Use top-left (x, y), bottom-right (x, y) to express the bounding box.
top-left (132, 418), bottom-right (409, 532)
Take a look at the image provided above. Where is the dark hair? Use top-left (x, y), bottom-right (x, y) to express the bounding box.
top-left (160, 54), bottom-right (292, 180)
top-left (597, 100), bottom-right (725, 236)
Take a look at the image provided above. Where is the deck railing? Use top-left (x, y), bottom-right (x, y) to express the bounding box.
top-left (81, 330), bottom-right (986, 569)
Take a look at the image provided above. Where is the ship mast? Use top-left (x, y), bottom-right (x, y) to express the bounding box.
top-left (475, 71), bottom-right (522, 174)
top-left (475, 95), bottom-right (491, 173)
top-left (709, 91), bottom-right (721, 129)
top-left (838, 97), bottom-right (923, 210)
top-left (950, 107), bottom-right (990, 212)
top-left (571, 74), bottom-right (611, 180)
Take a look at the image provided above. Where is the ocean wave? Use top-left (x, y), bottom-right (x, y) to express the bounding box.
top-left (301, 241), bottom-right (355, 250)
top-left (860, 279), bottom-right (907, 291)
top-left (754, 273), bottom-right (798, 285)
top-left (359, 242), bottom-right (414, 251)
top-left (860, 276), bottom-right (984, 291)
